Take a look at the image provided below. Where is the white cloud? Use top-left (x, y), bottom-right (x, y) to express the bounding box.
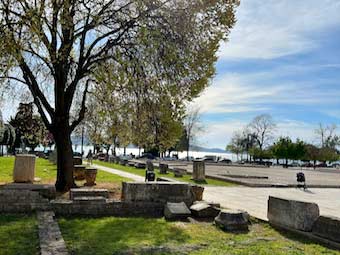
top-left (220, 0), bottom-right (340, 59)
top-left (198, 119), bottom-right (319, 149)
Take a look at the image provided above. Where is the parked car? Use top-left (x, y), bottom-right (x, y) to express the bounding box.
top-left (218, 158), bottom-right (232, 164)
top-left (138, 153), bottom-right (156, 160)
top-left (316, 162), bottom-right (328, 168)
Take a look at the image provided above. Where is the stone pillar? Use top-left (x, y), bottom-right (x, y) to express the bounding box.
top-left (193, 160), bottom-right (205, 181)
top-left (13, 154), bottom-right (36, 183)
top-left (159, 163), bottom-right (168, 174)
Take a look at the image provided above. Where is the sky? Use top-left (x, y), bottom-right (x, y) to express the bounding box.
top-left (1, 0), bottom-right (340, 150)
top-left (193, 0), bottom-right (340, 149)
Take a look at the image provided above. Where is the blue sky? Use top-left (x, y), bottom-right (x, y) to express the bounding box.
top-left (193, 0), bottom-right (340, 149)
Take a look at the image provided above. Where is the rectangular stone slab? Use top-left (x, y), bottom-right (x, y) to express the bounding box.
top-left (70, 188), bottom-right (109, 200)
top-left (267, 196), bottom-right (319, 232)
top-left (312, 215), bottom-right (340, 243)
top-left (122, 182), bottom-right (196, 206)
top-left (164, 202), bottom-right (191, 220)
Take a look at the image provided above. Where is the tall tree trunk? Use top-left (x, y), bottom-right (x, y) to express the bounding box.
top-left (54, 128), bottom-right (76, 192)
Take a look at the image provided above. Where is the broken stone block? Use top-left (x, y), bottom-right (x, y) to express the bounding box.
top-left (164, 202), bottom-right (191, 220)
top-left (214, 209), bottom-right (249, 231)
top-left (312, 215), bottom-right (340, 243)
top-left (267, 196), bottom-right (319, 232)
top-left (190, 202), bottom-right (220, 218)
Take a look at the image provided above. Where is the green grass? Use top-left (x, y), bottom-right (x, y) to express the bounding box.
top-left (0, 214), bottom-right (39, 255)
top-left (93, 160), bottom-right (236, 187)
top-left (59, 216), bottom-right (340, 255)
top-left (0, 157), bottom-right (132, 184)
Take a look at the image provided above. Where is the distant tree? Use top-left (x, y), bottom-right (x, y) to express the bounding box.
top-left (226, 131), bottom-right (244, 161)
top-left (248, 114), bottom-right (276, 154)
top-left (183, 107), bottom-right (203, 160)
top-left (304, 144), bottom-right (320, 169)
top-left (271, 137), bottom-right (306, 168)
top-left (315, 123), bottom-right (339, 149)
top-left (9, 103), bottom-right (46, 151)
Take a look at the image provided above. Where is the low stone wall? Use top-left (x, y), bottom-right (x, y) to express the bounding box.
top-left (0, 189), bottom-right (51, 213)
top-left (52, 199), bottom-right (164, 217)
top-left (267, 196), bottom-right (319, 232)
top-left (312, 215), bottom-right (340, 243)
top-left (2, 183), bottom-right (56, 199)
top-left (122, 182), bottom-right (198, 206)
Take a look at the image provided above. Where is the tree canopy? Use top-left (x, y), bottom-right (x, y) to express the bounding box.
top-left (0, 0), bottom-right (239, 190)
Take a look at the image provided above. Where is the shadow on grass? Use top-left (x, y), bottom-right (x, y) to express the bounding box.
top-left (59, 217), bottom-right (191, 255)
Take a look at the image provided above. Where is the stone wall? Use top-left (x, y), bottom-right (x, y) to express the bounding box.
top-left (122, 182), bottom-right (198, 206)
top-left (0, 189), bottom-right (51, 213)
top-left (51, 199), bottom-right (164, 217)
top-left (267, 196), bottom-right (319, 232)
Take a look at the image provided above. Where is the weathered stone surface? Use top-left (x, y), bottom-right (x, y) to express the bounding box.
top-left (73, 196), bottom-right (107, 203)
top-left (193, 160), bottom-right (205, 181)
top-left (215, 209), bottom-right (249, 231)
top-left (191, 185), bottom-right (204, 201)
top-left (164, 202), bottom-right (191, 220)
top-left (174, 168), bottom-right (187, 177)
top-left (0, 189), bottom-right (50, 213)
top-left (122, 182), bottom-right (196, 206)
top-left (37, 211), bottom-right (69, 255)
top-left (120, 159), bottom-right (128, 166)
top-left (146, 160), bottom-right (154, 171)
top-left (159, 163), bottom-right (168, 174)
top-left (69, 188), bottom-right (109, 200)
top-left (127, 161), bottom-right (135, 167)
top-left (13, 154), bottom-right (36, 183)
top-left (3, 183), bottom-right (56, 199)
top-left (51, 199), bottom-right (164, 217)
top-left (135, 162), bottom-right (146, 169)
top-left (73, 165), bottom-right (86, 180)
top-left (190, 202), bottom-right (220, 218)
top-left (267, 196), bottom-right (319, 232)
top-left (85, 168), bottom-right (97, 186)
top-left (193, 200), bottom-right (221, 208)
top-left (312, 215), bottom-right (340, 243)
top-left (73, 156), bottom-right (82, 166)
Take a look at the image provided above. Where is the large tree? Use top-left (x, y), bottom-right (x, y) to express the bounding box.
top-left (0, 0), bottom-right (239, 191)
top-left (248, 114), bottom-right (276, 160)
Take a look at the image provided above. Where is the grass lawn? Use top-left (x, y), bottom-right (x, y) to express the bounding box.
top-left (59, 216), bottom-right (339, 255)
top-left (0, 214), bottom-right (39, 255)
top-left (93, 160), bottom-right (236, 187)
top-left (0, 156), bottom-right (132, 185)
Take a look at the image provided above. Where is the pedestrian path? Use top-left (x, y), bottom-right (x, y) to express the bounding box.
top-left (92, 163), bottom-right (144, 182)
top-left (37, 211), bottom-right (69, 255)
top-left (91, 163), bottom-right (340, 222)
top-left (204, 186), bottom-right (340, 221)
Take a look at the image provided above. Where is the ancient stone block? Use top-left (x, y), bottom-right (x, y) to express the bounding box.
top-left (84, 168), bottom-right (97, 186)
top-left (215, 209), bottom-right (249, 231)
top-left (122, 182), bottom-right (196, 206)
top-left (70, 188), bottom-right (109, 200)
top-left (159, 163), bottom-right (168, 174)
top-left (73, 156), bottom-right (82, 166)
top-left (164, 202), bottom-right (191, 220)
top-left (73, 165), bottom-right (86, 180)
top-left (174, 168), bottom-right (187, 177)
top-left (135, 162), bottom-right (146, 169)
top-left (267, 196), bottom-right (319, 232)
top-left (312, 215), bottom-right (340, 243)
top-left (13, 154), bottom-right (36, 183)
top-left (190, 202), bottom-right (220, 218)
top-left (193, 160), bottom-right (205, 181)
top-left (2, 183), bottom-right (56, 199)
top-left (191, 185), bottom-right (204, 201)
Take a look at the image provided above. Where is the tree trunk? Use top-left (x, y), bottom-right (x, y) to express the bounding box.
top-left (54, 129), bottom-right (76, 192)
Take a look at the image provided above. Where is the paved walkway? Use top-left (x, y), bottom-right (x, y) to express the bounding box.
top-left (92, 164), bottom-right (340, 222)
top-left (92, 163), bottom-right (144, 182)
top-left (37, 211), bottom-right (69, 255)
top-left (204, 186), bottom-right (340, 221)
